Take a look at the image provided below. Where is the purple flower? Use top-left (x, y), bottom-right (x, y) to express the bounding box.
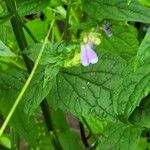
top-left (103, 23), bottom-right (112, 37)
top-left (80, 43), bottom-right (98, 66)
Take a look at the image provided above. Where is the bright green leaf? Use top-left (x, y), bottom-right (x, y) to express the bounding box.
top-left (24, 19), bottom-right (49, 43)
top-left (0, 135), bottom-right (11, 149)
top-left (139, 0), bottom-right (150, 6)
top-left (0, 40), bottom-right (15, 57)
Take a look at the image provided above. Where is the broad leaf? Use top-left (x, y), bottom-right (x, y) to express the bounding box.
top-left (24, 43), bottom-right (61, 65)
top-left (82, 0), bottom-right (150, 23)
top-left (17, 0), bottom-right (50, 16)
top-left (100, 23), bottom-right (139, 60)
top-left (0, 40), bottom-right (15, 57)
top-left (129, 94), bottom-right (150, 128)
top-left (96, 122), bottom-right (141, 150)
top-left (135, 27), bottom-right (150, 69)
top-left (113, 60), bottom-right (150, 120)
top-left (0, 63), bottom-right (55, 117)
top-left (49, 51), bottom-right (127, 121)
top-left (85, 117), bottom-right (108, 134)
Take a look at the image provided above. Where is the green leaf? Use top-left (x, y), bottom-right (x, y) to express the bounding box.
top-left (82, 0), bottom-right (150, 23)
top-left (0, 135), bottom-right (11, 149)
top-left (0, 40), bottom-right (15, 57)
top-left (44, 65), bottom-right (59, 87)
top-left (96, 122), bottom-right (141, 150)
top-left (129, 94), bottom-right (150, 128)
top-left (100, 23), bottom-right (139, 60)
top-left (113, 60), bottom-right (150, 120)
top-left (23, 67), bottom-right (55, 116)
top-left (0, 63), bottom-right (55, 117)
top-left (17, 0), bottom-right (50, 16)
top-left (24, 19), bottom-right (49, 43)
top-left (0, 65), bottom-right (39, 146)
top-left (24, 43), bottom-right (61, 65)
top-left (49, 51), bottom-right (127, 121)
top-left (139, 0), bottom-right (150, 6)
top-left (0, 25), bottom-right (7, 44)
top-left (50, 109), bottom-right (85, 150)
top-left (85, 118), bottom-right (108, 134)
top-left (135, 27), bottom-right (150, 69)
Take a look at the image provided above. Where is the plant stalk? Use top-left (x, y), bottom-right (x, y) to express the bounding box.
top-left (2, 0), bottom-right (53, 134)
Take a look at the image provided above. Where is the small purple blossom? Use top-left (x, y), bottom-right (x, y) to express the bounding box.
top-left (103, 23), bottom-right (112, 37)
top-left (80, 43), bottom-right (98, 66)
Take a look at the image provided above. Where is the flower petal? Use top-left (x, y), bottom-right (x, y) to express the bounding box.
top-left (80, 45), bottom-right (90, 66)
top-left (86, 44), bottom-right (98, 64)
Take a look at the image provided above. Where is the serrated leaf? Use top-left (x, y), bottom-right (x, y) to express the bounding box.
top-left (82, 0), bottom-right (150, 23)
top-left (113, 60), bottom-right (150, 120)
top-left (129, 94), bottom-right (150, 128)
top-left (23, 67), bottom-right (55, 116)
top-left (24, 43), bottom-right (60, 65)
top-left (100, 24), bottom-right (139, 60)
top-left (0, 63), bottom-right (55, 117)
top-left (0, 40), bottom-right (15, 57)
top-left (49, 51), bottom-right (127, 121)
top-left (17, 0), bottom-right (50, 16)
top-left (0, 65), bottom-right (40, 147)
top-left (135, 27), bottom-right (150, 69)
top-left (96, 122), bottom-right (141, 150)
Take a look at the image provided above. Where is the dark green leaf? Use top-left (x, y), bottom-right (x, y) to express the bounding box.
top-left (99, 23), bottom-right (139, 60)
top-left (129, 94), bottom-right (150, 128)
top-left (49, 51), bottom-right (127, 121)
top-left (0, 63), bottom-right (55, 117)
top-left (24, 43), bottom-right (61, 65)
top-left (82, 0), bottom-right (150, 23)
top-left (113, 60), bottom-right (150, 120)
top-left (135, 27), bottom-right (150, 69)
top-left (17, 0), bottom-right (50, 16)
top-left (96, 122), bottom-right (141, 150)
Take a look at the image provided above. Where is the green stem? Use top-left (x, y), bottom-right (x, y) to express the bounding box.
top-left (0, 26), bottom-right (52, 137)
top-left (4, 0), bottom-right (55, 133)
